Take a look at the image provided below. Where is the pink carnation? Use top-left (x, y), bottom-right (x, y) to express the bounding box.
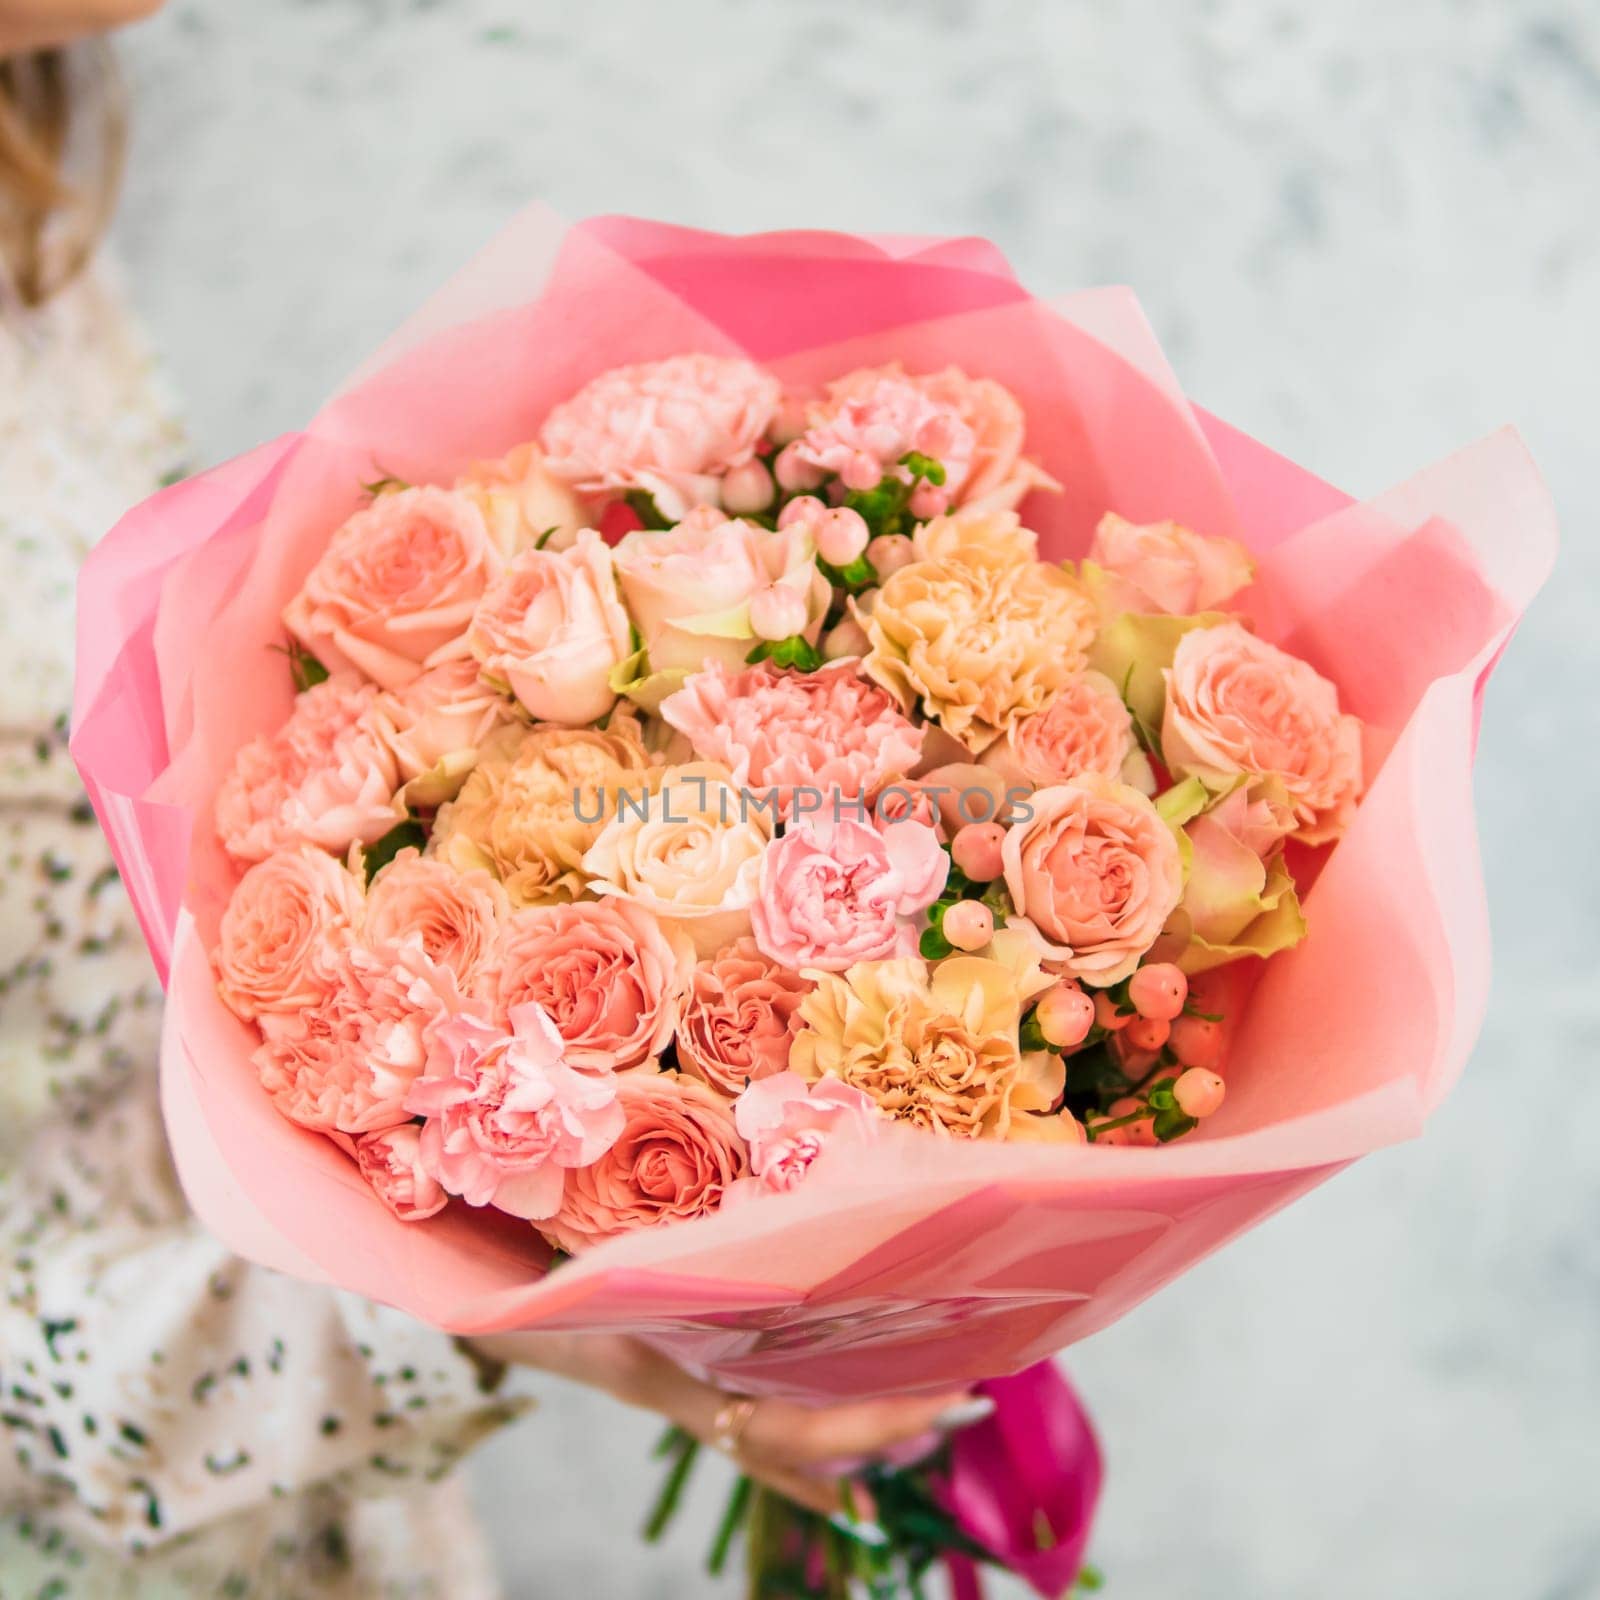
top-left (355, 1125), bottom-right (449, 1222)
top-left (283, 486), bottom-right (503, 689)
top-left (252, 938), bottom-right (462, 1134)
top-left (407, 1004), bottom-right (624, 1220)
top-left (214, 845), bottom-right (364, 1021)
top-left (751, 812), bottom-right (948, 972)
top-left (537, 354), bottom-right (780, 520)
top-left (659, 660), bottom-right (924, 817)
top-left (675, 936), bottom-right (812, 1097)
top-left (492, 898), bottom-right (693, 1073)
top-left (365, 849), bottom-right (508, 998)
top-left (214, 673), bottom-right (404, 864)
top-left (732, 1072), bottom-right (883, 1194)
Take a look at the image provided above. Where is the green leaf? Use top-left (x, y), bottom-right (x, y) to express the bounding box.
top-left (748, 636), bottom-right (825, 672)
top-left (274, 639), bottom-right (330, 693)
top-left (817, 552), bottom-right (878, 591)
top-left (898, 450), bottom-right (947, 487)
top-left (362, 820), bottom-right (427, 884)
top-left (919, 924), bottom-right (954, 961)
top-left (360, 473), bottom-right (409, 498)
top-left (1152, 1105), bottom-right (1198, 1143)
top-left (534, 525), bottom-right (560, 550)
top-left (624, 489), bottom-right (672, 530)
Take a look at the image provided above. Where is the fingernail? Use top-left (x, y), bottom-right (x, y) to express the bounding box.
top-left (829, 1512), bottom-right (890, 1547)
top-left (933, 1396), bottom-right (996, 1433)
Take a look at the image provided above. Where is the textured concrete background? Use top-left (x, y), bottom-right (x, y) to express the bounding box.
top-left (113, 3), bottom-right (1599, 1594)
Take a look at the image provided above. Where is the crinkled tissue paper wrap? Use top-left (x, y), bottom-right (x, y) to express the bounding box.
top-left (72, 209), bottom-right (1556, 1400)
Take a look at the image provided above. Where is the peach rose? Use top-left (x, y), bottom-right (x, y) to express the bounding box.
top-left (790, 933), bottom-right (1058, 1139)
top-left (370, 657), bottom-right (520, 808)
top-left (283, 486), bottom-right (503, 689)
top-left (454, 441), bottom-right (590, 558)
top-left (542, 1071), bottom-right (748, 1253)
top-left (468, 529), bottom-right (632, 725)
top-left (214, 845), bottom-right (364, 1021)
top-left (365, 849), bottom-right (509, 997)
top-left (752, 812), bottom-right (948, 972)
top-left (864, 546), bottom-right (1096, 752)
top-left (252, 938), bottom-right (461, 1134)
top-left (612, 510), bottom-right (831, 677)
top-left (581, 763), bottom-right (771, 958)
top-left (674, 936), bottom-right (812, 1097)
top-left (1086, 513), bottom-right (1254, 616)
top-left (492, 898), bottom-right (693, 1073)
top-left (980, 671), bottom-right (1142, 790)
top-left (406, 1004), bottom-right (623, 1220)
top-left (538, 354), bottom-right (780, 520)
top-left (658, 659), bottom-right (923, 818)
top-left (355, 1125), bottom-right (448, 1222)
top-left (215, 673), bottom-right (404, 864)
top-left (732, 1072), bottom-right (883, 1194)
top-left (429, 713), bottom-right (657, 906)
top-left (1001, 776), bottom-right (1184, 986)
top-left (1162, 622), bottom-right (1363, 844)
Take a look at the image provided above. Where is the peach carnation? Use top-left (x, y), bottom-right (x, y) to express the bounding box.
top-left (214, 673), bottom-right (404, 864)
top-left (864, 547), bottom-right (1096, 753)
top-left (658, 659), bottom-right (923, 817)
top-left (1162, 622), bottom-right (1363, 844)
top-left (492, 898), bottom-right (693, 1073)
top-left (214, 845), bottom-right (364, 1021)
top-left (674, 936), bottom-right (812, 1097)
top-left (365, 849), bottom-right (509, 998)
top-left (543, 1071), bottom-right (748, 1253)
top-left (283, 486), bottom-right (503, 689)
top-left (537, 354), bottom-right (780, 520)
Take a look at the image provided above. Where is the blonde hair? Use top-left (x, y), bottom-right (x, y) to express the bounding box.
top-left (0, 42), bottom-right (126, 306)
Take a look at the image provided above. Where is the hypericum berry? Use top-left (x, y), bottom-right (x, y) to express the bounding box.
top-left (941, 899), bottom-right (993, 952)
top-left (721, 458), bottom-right (775, 515)
top-left (864, 534), bottom-right (916, 578)
top-left (1124, 1014), bottom-right (1171, 1053)
top-left (1094, 991), bottom-right (1132, 1032)
top-left (1107, 1096), bottom-right (1158, 1146)
top-left (774, 442), bottom-right (825, 493)
top-left (748, 584), bottom-right (809, 643)
top-left (950, 820), bottom-right (1007, 883)
top-left (1034, 983), bottom-right (1095, 1050)
top-left (822, 618), bottom-right (871, 660)
top-left (1169, 1013), bottom-right (1223, 1070)
top-left (1174, 1067), bottom-right (1226, 1118)
top-left (1128, 962), bottom-right (1188, 1022)
top-left (777, 493), bottom-right (826, 530)
top-left (815, 506), bottom-right (871, 568)
top-left (908, 480), bottom-right (951, 520)
top-left (840, 451), bottom-right (883, 492)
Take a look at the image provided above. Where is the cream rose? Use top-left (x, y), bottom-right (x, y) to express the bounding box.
top-left (454, 441), bottom-right (590, 558)
top-left (1001, 776), bottom-right (1184, 986)
top-left (370, 658), bottom-right (519, 808)
top-left (581, 762), bottom-right (771, 958)
top-left (283, 486), bottom-right (503, 689)
top-left (864, 547), bottom-right (1096, 752)
top-left (469, 529), bottom-right (632, 725)
top-left (1162, 622), bottom-right (1362, 844)
top-left (429, 713), bottom-right (657, 905)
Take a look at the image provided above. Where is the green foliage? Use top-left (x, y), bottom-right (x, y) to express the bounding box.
top-left (361, 820), bottom-right (428, 884)
top-left (746, 635), bottom-right (826, 672)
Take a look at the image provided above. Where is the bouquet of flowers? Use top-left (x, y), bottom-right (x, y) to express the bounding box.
top-left (72, 212), bottom-right (1552, 1598)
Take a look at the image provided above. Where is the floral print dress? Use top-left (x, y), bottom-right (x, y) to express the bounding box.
top-left (0, 267), bottom-right (523, 1598)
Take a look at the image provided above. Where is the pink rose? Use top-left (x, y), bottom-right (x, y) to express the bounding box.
top-left (283, 486), bottom-right (504, 689)
top-left (612, 510), bottom-right (831, 676)
top-left (1087, 513), bottom-right (1255, 616)
top-left (355, 1125), bottom-right (449, 1222)
top-left (675, 936), bottom-right (812, 1097)
top-left (252, 938), bottom-right (462, 1133)
top-left (659, 659), bottom-right (923, 818)
top-left (215, 674), bottom-right (404, 864)
top-left (1001, 776), bottom-right (1184, 986)
top-left (406, 1004), bottom-right (623, 1220)
top-left (981, 671), bottom-right (1140, 790)
top-left (492, 898), bottom-right (693, 1073)
top-left (538, 354), bottom-right (781, 520)
top-left (751, 812), bottom-right (948, 972)
top-left (732, 1072), bottom-right (882, 1194)
top-left (454, 441), bottom-right (590, 558)
top-left (365, 849), bottom-right (508, 997)
top-left (542, 1071), bottom-right (748, 1253)
top-left (371, 658), bottom-right (519, 808)
top-left (468, 529), bottom-right (632, 725)
top-left (1162, 622), bottom-right (1363, 844)
top-left (215, 845), bottom-right (364, 1021)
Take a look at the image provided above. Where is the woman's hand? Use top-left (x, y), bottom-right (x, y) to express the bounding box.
top-left (467, 1330), bottom-right (991, 1519)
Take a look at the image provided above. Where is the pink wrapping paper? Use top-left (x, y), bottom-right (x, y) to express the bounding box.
top-left (72, 212), bottom-right (1556, 1399)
